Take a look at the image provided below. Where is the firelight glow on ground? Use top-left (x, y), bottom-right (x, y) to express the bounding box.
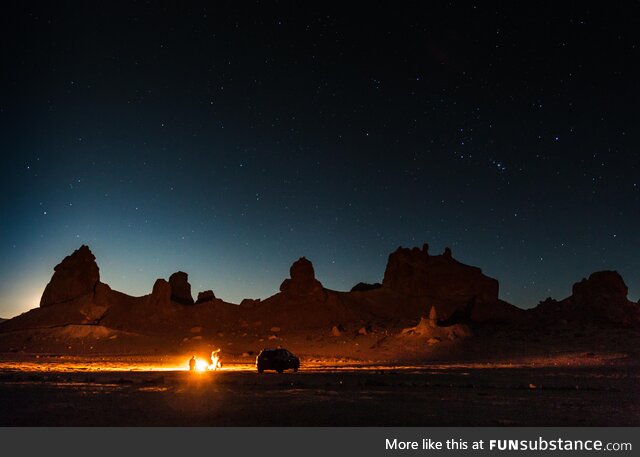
top-left (0, 352), bottom-right (632, 373)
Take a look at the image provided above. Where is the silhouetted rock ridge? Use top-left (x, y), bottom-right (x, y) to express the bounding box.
top-left (40, 245), bottom-right (100, 307)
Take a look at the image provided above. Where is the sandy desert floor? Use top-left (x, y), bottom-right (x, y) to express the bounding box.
top-left (0, 353), bottom-right (638, 426)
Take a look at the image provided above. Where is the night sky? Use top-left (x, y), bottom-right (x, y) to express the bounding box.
top-left (1, 2), bottom-right (638, 318)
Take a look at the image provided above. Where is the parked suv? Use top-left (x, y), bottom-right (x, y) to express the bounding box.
top-left (256, 348), bottom-right (300, 373)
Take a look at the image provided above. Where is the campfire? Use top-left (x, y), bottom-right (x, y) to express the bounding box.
top-left (189, 349), bottom-right (222, 372)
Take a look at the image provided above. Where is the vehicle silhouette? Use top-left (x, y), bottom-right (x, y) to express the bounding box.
top-left (256, 348), bottom-right (300, 373)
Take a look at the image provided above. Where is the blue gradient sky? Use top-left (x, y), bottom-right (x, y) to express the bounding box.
top-left (1, 3), bottom-right (638, 318)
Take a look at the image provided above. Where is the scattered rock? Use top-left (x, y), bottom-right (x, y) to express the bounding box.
top-left (331, 325), bottom-right (342, 337)
top-left (40, 245), bottom-right (100, 307)
top-left (270, 326), bottom-right (281, 333)
top-left (190, 326), bottom-right (202, 333)
top-left (427, 337), bottom-right (441, 345)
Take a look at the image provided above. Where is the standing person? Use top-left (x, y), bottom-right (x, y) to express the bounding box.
top-left (189, 355), bottom-right (196, 371)
top-left (211, 348), bottom-right (221, 370)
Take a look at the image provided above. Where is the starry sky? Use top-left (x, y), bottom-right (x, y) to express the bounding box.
top-left (1, 2), bottom-right (638, 318)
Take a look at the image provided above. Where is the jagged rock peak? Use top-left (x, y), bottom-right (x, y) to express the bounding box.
top-left (279, 257), bottom-right (323, 296)
top-left (383, 243), bottom-right (498, 304)
top-left (169, 271), bottom-right (194, 305)
top-left (40, 245), bottom-right (100, 307)
top-left (196, 290), bottom-right (216, 304)
top-left (290, 257), bottom-right (315, 280)
top-left (147, 278), bottom-right (171, 307)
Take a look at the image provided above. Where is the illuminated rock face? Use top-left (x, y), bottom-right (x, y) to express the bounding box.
top-left (382, 245), bottom-right (499, 304)
top-left (40, 245), bottom-right (100, 307)
top-left (279, 257), bottom-right (323, 297)
top-left (169, 271), bottom-right (194, 305)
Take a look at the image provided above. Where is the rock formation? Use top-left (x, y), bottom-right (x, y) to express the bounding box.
top-left (279, 257), bottom-right (323, 296)
top-left (40, 245), bottom-right (100, 307)
top-left (168, 271), bottom-right (194, 305)
top-left (382, 245), bottom-right (499, 305)
top-left (428, 306), bottom-right (438, 328)
top-left (196, 290), bottom-right (216, 304)
top-left (350, 282), bottom-right (382, 292)
top-left (93, 282), bottom-right (113, 307)
top-left (147, 279), bottom-right (171, 307)
top-left (3, 242), bottom-right (637, 358)
top-left (572, 271), bottom-right (628, 305)
top-left (533, 271), bottom-right (639, 326)
top-left (239, 298), bottom-right (261, 308)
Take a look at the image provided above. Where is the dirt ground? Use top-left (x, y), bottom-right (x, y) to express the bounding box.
top-left (1, 325), bottom-right (638, 426)
top-left (1, 354), bottom-right (638, 426)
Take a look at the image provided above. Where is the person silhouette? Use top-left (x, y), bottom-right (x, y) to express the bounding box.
top-left (211, 349), bottom-right (221, 370)
top-left (189, 355), bottom-right (196, 371)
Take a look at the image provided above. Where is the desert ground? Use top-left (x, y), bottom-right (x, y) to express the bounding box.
top-left (2, 245), bottom-right (638, 426)
top-left (1, 348), bottom-right (638, 426)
